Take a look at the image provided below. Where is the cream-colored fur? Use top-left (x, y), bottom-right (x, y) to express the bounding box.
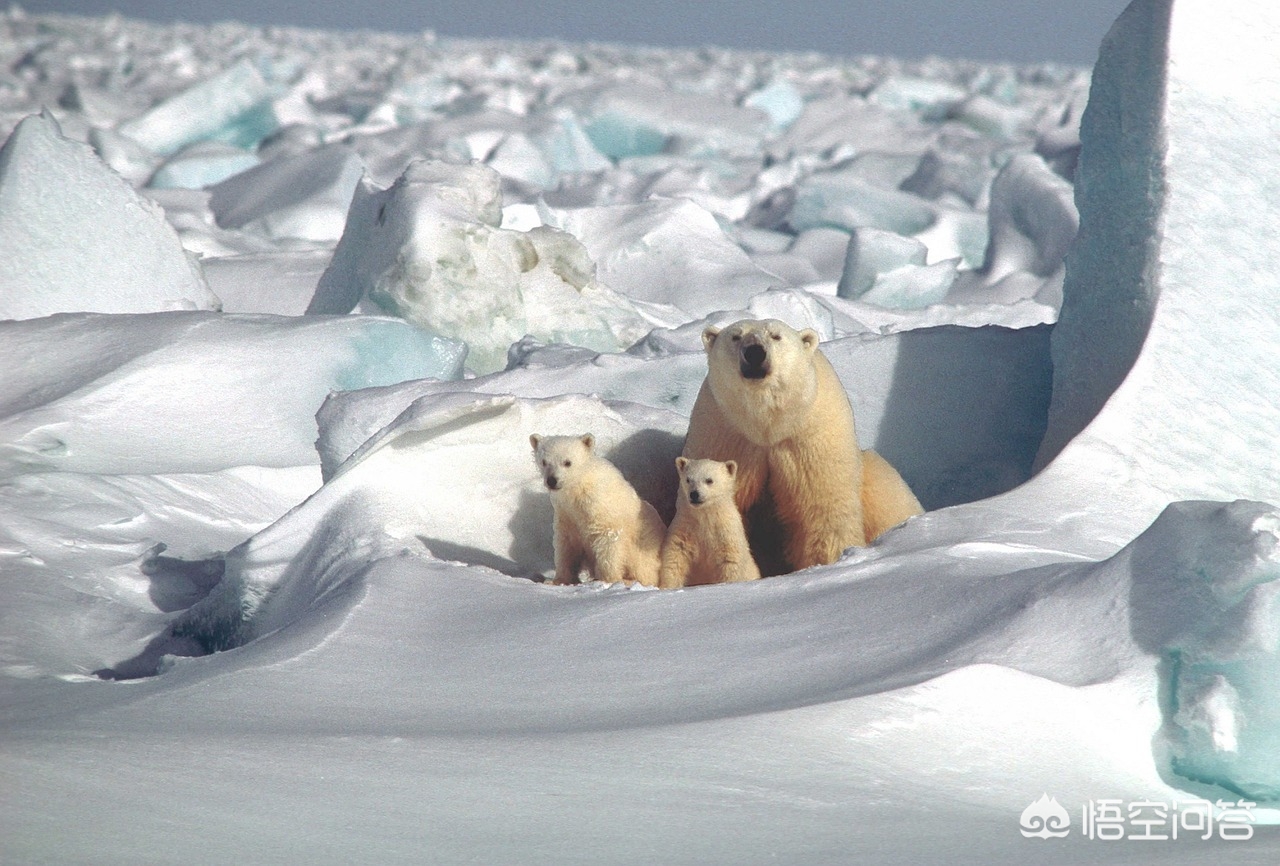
top-left (530, 433), bottom-right (665, 586)
top-left (682, 319), bottom-right (922, 573)
top-left (659, 457), bottom-right (761, 589)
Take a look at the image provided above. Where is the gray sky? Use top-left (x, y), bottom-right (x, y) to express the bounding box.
top-left (21, 1), bottom-right (1129, 65)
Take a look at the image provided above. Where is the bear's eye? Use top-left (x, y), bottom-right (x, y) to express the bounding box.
top-left (705, 478), bottom-right (714, 485)
top-left (563, 460), bottom-right (572, 467)
top-left (770, 333), bottom-right (782, 341)
top-left (730, 333), bottom-right (741, 342)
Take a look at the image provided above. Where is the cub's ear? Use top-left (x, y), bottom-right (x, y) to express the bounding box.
top-left (529, 434), bottom-right (541, 451)
top-left (675, 456), bottom-right (689, 472)
top-left (701, 325), bottom-right (721, 354)
top-left (580, 433), bottom-right (595, 450)
top-left (799, 328), bottom-right (820, 353)
top-left (724, 460), bottom-right (737, 478)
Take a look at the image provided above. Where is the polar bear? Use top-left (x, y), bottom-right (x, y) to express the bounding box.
top-left (659, 457), bottom-right (761, 589)
top-left (530, 433), bottom-right (666, 586)
top-left (682, 318), bottom-right (922, 573)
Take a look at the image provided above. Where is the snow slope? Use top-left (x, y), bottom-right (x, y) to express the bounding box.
top-left (2, 1), bottom-right (1279, 863)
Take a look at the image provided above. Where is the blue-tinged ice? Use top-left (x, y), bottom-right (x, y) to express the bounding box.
top-left (1136, 501), bottom-right (1280, 801)
top-left (312, 160), bottom-right (659, 374)
top-left (117, 57), bottom-right (281, 157)
top-left (789, 169), bottom-right (937, 236)
top-left (744, 78), bottom-right (804, 130)
top-left (148, 141), bottom-right (260, 189)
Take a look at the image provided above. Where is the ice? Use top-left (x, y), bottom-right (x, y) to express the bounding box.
top-left (207, 144), bottom-right (365, 241)
top-left (540, 197), bottom-right (777, 317)
top-left (312, 160), bottom-right (656, 374)
top-left (0, 112), bottom-right (217, 319)
top-left (788, 168), bottom-right (938, 236)
top-left (1035, 0), bottom-right (1280, 517)
top-left (579, 83), bottom-right (769, 160)
top-left (147, 140), bottom-right (259, 189)
top-left (980, 154), bottom-right (1078, 286)
top-left (0, 312), bottom-right (465, 475)
top-left (530, 107), bottom-right (613, 175)
top-left (1132, 501), bottom-right (1280, 800)
top-left (743, 77), bottom-right (805, 129)
top-left (7, 4), bottom-right (1280, 862)
top-left (159, 393), bottom-right (684, 657)
top-left (117, 57), bottom-right (280, 156)
top-left (202, 250), bottom-right (333, 315)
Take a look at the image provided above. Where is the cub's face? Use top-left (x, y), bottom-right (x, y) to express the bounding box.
top-left (675, 456), bottom-right (737, 506)
top-left (702, 318), bottom-right (819, 383)
top-left (530, 433), bottom-right (594, 491)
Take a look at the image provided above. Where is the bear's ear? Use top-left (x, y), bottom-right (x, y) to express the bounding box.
top-left (580, 433), bottom-right (594, 451)
top-left (675, 456), bottom-right (689, 472)
top-left (529, 434), bottom-right (541, 451)
top-left (798, 328), bottom-right (820, 353)
top-left (724, 460), bottom-right (737, 478)
top-left (701, 325), bottom-right (721, 353)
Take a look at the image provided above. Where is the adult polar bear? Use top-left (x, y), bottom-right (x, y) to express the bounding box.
top-left (683, 318), bottom-right (923, 574)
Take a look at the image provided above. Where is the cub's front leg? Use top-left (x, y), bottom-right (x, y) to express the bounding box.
top-left (552, 513), bottom-right (586, 585)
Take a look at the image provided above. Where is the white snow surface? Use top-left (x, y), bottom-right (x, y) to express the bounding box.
top-left (3, 2), bottom-right (1280, 864)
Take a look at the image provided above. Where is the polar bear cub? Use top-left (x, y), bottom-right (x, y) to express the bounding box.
top-left (659, 457), bottom-right (762, 589)
top-left (530, 433), bottom-right (665, 587)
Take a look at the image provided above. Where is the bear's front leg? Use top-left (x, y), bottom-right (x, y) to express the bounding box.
top-left (659, 532), bottom-right (696, 589)
top-left (716, 553), bottom-right (762, 584)
top-left (553, 515), bottom-right (586, 585)
top-left (769, 441), bottom-right (865, 570)
top-left (588, 528), bottom-right (627, 584)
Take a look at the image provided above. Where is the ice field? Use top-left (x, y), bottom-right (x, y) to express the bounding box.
top-left (2, 0), bottom-right (1280, 862)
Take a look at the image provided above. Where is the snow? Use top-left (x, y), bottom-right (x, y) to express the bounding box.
top-left (2, 2), bottom-right (1280, 863)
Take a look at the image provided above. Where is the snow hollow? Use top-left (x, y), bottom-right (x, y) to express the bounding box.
top-left (2, 1), bottom-right (1279, 864)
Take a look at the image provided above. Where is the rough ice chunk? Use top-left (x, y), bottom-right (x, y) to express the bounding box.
top-left (1128, 500), bottom-right (1280, 800)
top-left (787, 227), bottom-right (853, 282)
top-left (485, 131), bottom-right (556, 188)
top-left (88, 127), bottom-right (158, 186)
top-left (532, 108), bottom-right (612, 174)
top-left (789, 170), bottom-right (937, 236)
top-left (0, 312), bottom-right (465, 475)
top-left (868, 76), bottom-right (967, 120)
top-left (581, 83), bottom-right (769, 160)
top-left (117, 58), bottom-right (280, 156)
top-left (838, 228), bottom-right (929, 298)
top-left (208, 145), bottom-right (364, 242)
top-left (312, 160), bottom-right (657, 374)
top-left (768, 96), bottom-right (934, 161)
top-left (900, 149), bottom-right (994, 208)
top-left (981, 154), bottom-right (1078, 285)
top-left (744, 78), bottom-right (804, 129)
top-left (0, 112), bottom-right (217, 319)
top-left (540, 197), bottom-right (777, 318)
top-left (148, 141), bottom-right (260, 190)
top-left (1033, 0), bottom-right (1280, 521)
top-left (838, 227), bottom-right (960, 309)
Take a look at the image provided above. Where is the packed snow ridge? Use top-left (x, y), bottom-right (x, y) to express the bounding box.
top-left (2, 1), bottom-right (1280, 862)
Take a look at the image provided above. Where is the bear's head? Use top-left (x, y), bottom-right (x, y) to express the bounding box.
top-left (675, 456), bottom-right (737, 507)
top-left (529, 433), bottom-right (594, 492)
top-left (701, 318), bottom-right (822, 445)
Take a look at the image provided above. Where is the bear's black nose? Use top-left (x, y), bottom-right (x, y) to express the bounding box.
top-left (545, 476), bottom-right (559, 491)
top-left (688, 490), bottom-right (703, 505)
top-left (740, 343), bottom-right (767, 378)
